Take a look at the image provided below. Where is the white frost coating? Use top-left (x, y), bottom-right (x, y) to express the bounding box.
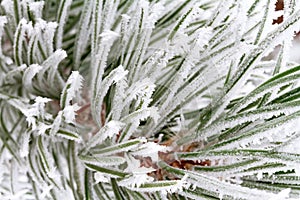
top-left (170, 33), bottom-right (190, 54)
top-left (74, 0), bottom-right (93, 69)
top-left (119, 14), bottom-right (131, 55)
top-left (259, 0), bottom-right (279, 42)
top-left (236, 167), bottom-right (296, 180)
top-left (216, 118), bottom-right (300, 151)
top-left (279, 133), bottom-right (300, 154)
top-left (0, 16), bottom-right (7, 56)
top-left (91, 29), bottom-right (119, 125)
top-left (30, 18), bottom-right (56, 55)
top-left (143, 49), bottom-right (170, 80)
top-left (50, 111), bottom-right (62, 136)
top-left (153, 65), bottom-right (221, 135)
top-left (20, 131), bottom-right (31, 158)
top-left (55, 0), bottom-right (72, 49)
top-left (47, 167), bottom-right (60, 179)
top-left (5, 64), bottom-right (26, 83)
top-left (132, 142), bottom-right (170, 162)
top-left (121, 14), bottom-right (131, 21)
top-left (37, 140), bottom-right (62, 188)
top-left (232, 1), bottom-right (247, 42)
top-left (146, 3), bottom-right (164, 28)
top-left (60, 71), bottom-right (83, 107)
top-left (121, 107), bottom-right (160, 140)
top-left (0, 163), bottom-right (4, 182)
top-left (37, 49), bottom-right (67, 85)
top-left (94, 65), bottom-right (128, 125)
top-left (80, 155), bottom-right (126, 166)
top-left (256, 172), bottom-right (263, 180)
top-left (99, 30), bottom-right (119, 42)
top-left (101, 0), bottom-right (117, 31)
top-left (1, 0), bottom-right (13, 14)
top-left (40, 184), bottom-right (54, 199)
top-left (20, 97), bottom-right (51, 130)
top-left (197, 160), bottom-right (267, 179)
top-left (35, 96), bottom-right (52, 108)
top-left (129, 177), bottom-right (189, 195)
top-left (56, 188), bottom-right (75, 200)
top-left (28, 1), bottom-right (44, 19)
top-left (125, 155), bottom-right (155, 174)
top-left (124, 78), bottom-right (156, 110)
top-left (198, 101), bottom-right (300, 140)
top-left (207, 0), bottom-right (235, 27)
top-left (122, 107), bottom-right (160, 127)
top-left (41, 49), bottom-right (67, 70)
top-left (269, 188), bottom-right (291, 200)
top-left (91, 0), bottom-right (102, 56)
top-left (195, 27), bottom-right (212, 51)
top-left (111, 78), bottom-right (128, 120)
top-left (37, 49), bottom-right (67, 91)
top-left (85, 120), bottom-right (125, 150)
top-left (159, 24), bottom-right (214, 115)
top-left (119, 174), bottom-right (154, 188)
top-left (183, 170), bottom-right (275, 200)
top-left (284, 1), bottom-right (295, 16)
top-left (63, 104), bottom-right (81, 124)
top-left (138, 0), bottom-right (149, 9)
top-left (1, 189), bottom-right (30, 200)
top-left (100, 121), bottom-right (125, 139)
top-left (94, 172), bottom-right (109, 183)
top-left (91, 138), bottom-right (146, 156)
top-left (13, 18), bottom-right (28, 66)
top-left (119, 155), bottom-right (155, 188)
top-left (206, 6), bottom-right (300, 124)
top-left (2, 0), bottom-right (300, 198)
top-left (43, 21), bottom-right (58, 55)
top-left (36, 123), bottom-right (52, 135)
top-left (178, 6), bottom-right (204, 35)
top-left (23, 64), bottom-right (42, 92)
top-left (120, 4), bottom-right (147, 72)
top-left (159, 58), bottom-right (193, 114)
top-left (261, 9), bottom-right (300, 57)
top-left (230, 71), bottom-right (300, 115)
top-left (126, 1), bottom-right (157, 83)
top-left (280, 40), bottom-right (292, 69)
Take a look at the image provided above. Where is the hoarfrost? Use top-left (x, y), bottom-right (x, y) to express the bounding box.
top-left (60, 71), bottom-right (83, 108)
top-left (63, 104), bottom-right (81, 124)
top-left (28, 1), bottom-right (44, 19)
top-left (19, 131), bottom-right (31, 158)
top-left (55, 0), bottom-right (72, 49)
top-left (2, 0), bottom-right (300, 199)
top-left (132, 142), bottom-right (170, 162)
top-left (269, 188), bottom-right (291, 200)
top-left (85, 120), bottom-right (125, 151)
top-left (94, 172), bottom-right (110, 183)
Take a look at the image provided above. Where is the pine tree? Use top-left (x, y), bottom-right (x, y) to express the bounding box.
top-left (1, 0), bottom-right (300, 199)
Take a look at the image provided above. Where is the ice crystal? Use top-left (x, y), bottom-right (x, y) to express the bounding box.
top-left (2, 0), bottom-right (300, 199)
